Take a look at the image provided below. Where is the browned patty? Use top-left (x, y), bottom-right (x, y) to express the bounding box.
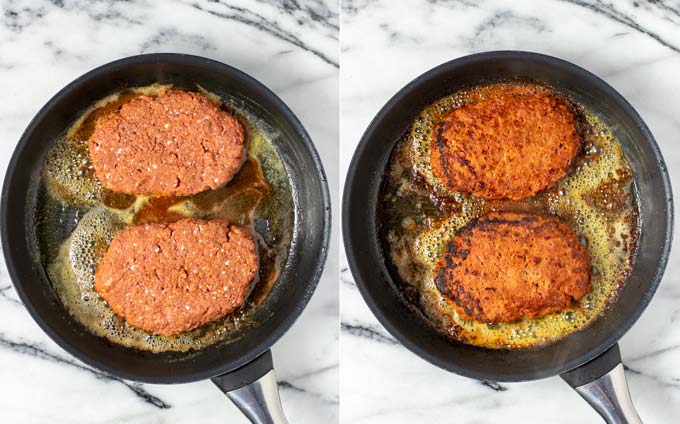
top-left (430, 89), bottom-right (581, 200)
top-left (95, 219), bottom-right (258, 336)
top-left (89, 90), bottom-right (245, 196)
top-left (434, 212), bottom-right (591, 323)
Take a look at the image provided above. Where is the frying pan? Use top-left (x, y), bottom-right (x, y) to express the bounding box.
top-left (1, 53), bottom-right (331, 424)
top-left (343, 51), bottom-right (673, 423)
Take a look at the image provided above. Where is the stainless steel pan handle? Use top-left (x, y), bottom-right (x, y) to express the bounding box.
top-left (561, 344), bottom-right (642, 424)
top-left (227, 370), bottom-right (289, 424)
top-left (212, 350), bottom-right (290, 424)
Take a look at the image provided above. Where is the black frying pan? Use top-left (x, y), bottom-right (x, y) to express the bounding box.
top-left (1, 53), bottom-right (330, 424)
top-left (343, 51), bottom-right (673, 423)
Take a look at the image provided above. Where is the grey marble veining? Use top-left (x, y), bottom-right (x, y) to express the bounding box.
top-left (2, 0), bottom-right (680, 422)
top-left (340, 1), bottom-right (680, 423)
top-left (0, 1), bottom-right (338, 423)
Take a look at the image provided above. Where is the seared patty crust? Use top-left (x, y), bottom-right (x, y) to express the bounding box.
top-left (434, 212), bottom-right (591, 323)
top-left (430, 90), bottom-right (581, 200)
top-left (95, 219), bottom-right (258, 336)
top-left (89, 90), bottom-right (245, 196)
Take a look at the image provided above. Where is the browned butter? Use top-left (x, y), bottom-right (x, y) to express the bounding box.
top-left (379, 83), bottom-right (639, 349)
top-left (36, 84), bottom-right (294, 352)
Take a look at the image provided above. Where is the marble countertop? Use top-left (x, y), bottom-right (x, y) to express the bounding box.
top-left (340, 1), bottom-right (680, 423)
top-left (0, 1), bottom-right (338, 423)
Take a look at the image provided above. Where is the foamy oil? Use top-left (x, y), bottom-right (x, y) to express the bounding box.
top-left (36, 84), bottom-right (294, 352)
top-left (379, 83), bottom-right (639, 349)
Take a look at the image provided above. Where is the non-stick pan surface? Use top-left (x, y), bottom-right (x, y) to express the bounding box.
top-left (1, 53), bottom-right (331, 384)
top-left (343, 51), bottom-right (673, 382)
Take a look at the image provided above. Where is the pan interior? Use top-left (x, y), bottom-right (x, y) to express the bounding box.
top-left (379, 82), bottom-right (640, 350)
top-left (3, 55), bottom-right (328, 382)
top-left (36, 83), bottom-right (294, 352)
top-left (343, 52), bottom-right (672, 381)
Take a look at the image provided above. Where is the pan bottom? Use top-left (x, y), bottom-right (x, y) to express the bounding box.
top-left (35, 84), bottom-right (295, 352)
top-left (379, 82), bottom-right (640, 349)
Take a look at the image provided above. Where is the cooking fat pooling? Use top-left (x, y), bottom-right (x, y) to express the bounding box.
top-left (36, 84), bottom-right (294, 352)
top-left (379, 83), bottom-right (640, 349)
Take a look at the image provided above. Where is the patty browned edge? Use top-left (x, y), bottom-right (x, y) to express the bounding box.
top-left (434, 212), bottom-right (591, 323)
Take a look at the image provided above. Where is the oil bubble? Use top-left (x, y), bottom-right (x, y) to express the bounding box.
top-left (381, 82), bottom-right (639, 349)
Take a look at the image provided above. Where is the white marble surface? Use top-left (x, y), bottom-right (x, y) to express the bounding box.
top-left (0, 1), bottom-right (338, 423)
top-left (340, 1), bottom-right (680, 423)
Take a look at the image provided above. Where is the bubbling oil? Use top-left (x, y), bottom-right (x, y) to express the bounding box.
top-left (36, 84), bottom-right (294, 352)
top-left (380, 83), bottom-right (639, 349)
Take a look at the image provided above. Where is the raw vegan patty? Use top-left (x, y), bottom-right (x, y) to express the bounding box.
top-left (95, 219), bottom-right (258, 336)
top-left (430, 90), bottom-right (581, 200)
top-left (434, 212), bottom-right (591, 323)
top-left (89, 90), bottom-right (245, 196)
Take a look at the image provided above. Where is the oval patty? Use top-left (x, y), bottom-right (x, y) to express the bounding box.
top-left (430, 90), bottom-right (581, 200)
top-left (89, 90), bottom-right (245, 196)
top-left (434, 212), bottom-right (591, 323)
top-left (95, 219), bottom-right (258, 336)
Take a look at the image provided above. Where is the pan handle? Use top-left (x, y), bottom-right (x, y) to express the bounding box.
top-left (561, 343), bottom-right (642, 424)
top-left (211, 350), bottom-right (289, 424)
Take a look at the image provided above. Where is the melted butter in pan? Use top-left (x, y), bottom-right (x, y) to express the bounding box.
top-left (380, 83), bottom-right (639, 349)
top-left (37, 84), bottom-right (294, 352)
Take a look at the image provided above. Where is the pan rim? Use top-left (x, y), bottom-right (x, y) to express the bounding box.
top-left (1, 52), bottom-right (332, 384)
top-left (342, 50), bottom-right (674, 382)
